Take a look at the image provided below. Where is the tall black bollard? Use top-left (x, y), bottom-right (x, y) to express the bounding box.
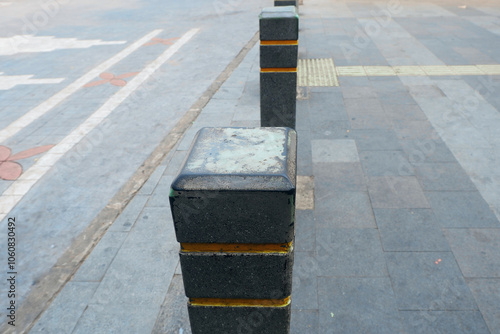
top-left (169, 127), bottom-right (297, 334)
top-left (260, 6), bottom-right (299, 129)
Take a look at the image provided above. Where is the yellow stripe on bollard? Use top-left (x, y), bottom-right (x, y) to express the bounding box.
top-left (260, 40), bottom-right (298, 45)
top-left (180, 241), bottom-right (293, 253)
top-left (260, 67), bottom-right (297, 72)
top-left (189, 296), bottom-right (291, 307)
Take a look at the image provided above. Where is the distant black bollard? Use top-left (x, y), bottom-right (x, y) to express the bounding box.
top-left (274, 0), bottom-right (297, 7)
top-left (260, 6), bottom-right (299, 129)
top-left (169, 127), bottom-right (297, 334)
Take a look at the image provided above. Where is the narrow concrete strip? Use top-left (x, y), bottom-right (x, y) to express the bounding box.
top-left (3, 30), bottom-right (260, 334)
top-left (0, 29), bottom-right (162, 143)
top-left (296, 175), bottom-right (314, 210)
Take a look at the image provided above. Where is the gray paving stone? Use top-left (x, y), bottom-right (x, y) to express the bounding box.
top-left (146, 175), bottom-right (174, 207)
top-left (313, 162), bottom-right (366, 191)
top-left (89, 247), bottom-right (177, 306)
top-left (163, 150), bottom-right (188, 176)
top-left (349, 129), bottom-right (402, 151)
top-left (444, 229), bottom-right (500, 278)
top-left (30, 282), bottom-right (99, 333)
top-left (202, 99), bottom-right (238, 114)
top-left (426, 191), bottom-right (500, 228)
top-left (72, 304), bottom-right (161, 334)
top-left (230, 120), bottom-right (260, 127)
top-left (232, 106), bottom-right (259, 122)
top-left (311, 139), bottom-right (359, 163)
top-left (151, 275), bottom-right (191, 334)
top-left (72, 232), bottom-right (128, 282)
top-left (310, 120), bottom-right (351, 140)
top-left (415, 162), bottom-right (478, 191)
top-left (193, 111), bottom-right (235, 126)
top-left (467, 278), bottom-right (500, 333)
top-left (373, 208), bottom-right (450, 252)
top-left (360, 150), bottom-right (414, 176)
top-left (314, 189), bottom-right (376, 228)
top-left (341, 86), bottom-right (377, 99)
top-left (392, 119), bottom-right (438, 140)
top-left (123, 207), bottom-right (177, 248)
top-left (382, 104), bottom-right (429, 121)
top-left (344, 98), bottom-right (393, 129)
top-left (399, 310), bottom-right (490, 334)
top-left (292, 251), bottom-right (318, 310)
top-left (290, 310), bottom-right (318, 334)
top-left (338, 76), bottom-right (372, 87)
top-left (317, 277), bottom-right (403, 333)
top-left (296, 99), bottom-right (311, 131)
top-left (212, 86), bottom-right (244, 100)
top-left (376, 91), bottom-right (417, 105)
top-left (297, 130), bottom-right (313, 176)
top-left (400, 138), bottom-right (457, 163)
top-left (308, 92), bottom-right (349, 122)
top-left (108, 195), bottom-right (148, 232)
top-left (177, 126), bottom-right (202, 151)
top-left (367, 176), bottom-right (430, 208)
top-left (315, 228), bottom-right (386, 276)
top-left (385, 252), bottom-right (479, 311)
top-left (407, 84), bottom-right (446, 99)
top-left (295, 210), bottom-right (315, 252)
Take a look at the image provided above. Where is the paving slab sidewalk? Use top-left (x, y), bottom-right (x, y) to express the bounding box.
top-left (32, 1), bottom-right (500, 333)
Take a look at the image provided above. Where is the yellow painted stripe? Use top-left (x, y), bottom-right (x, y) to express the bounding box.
top-left (261, 67), bottom-right (297, 72)
top-left (334, 64), bottom-right (500, 77)
top-left (181, 242), bottom-right (292, 253)
top-left (261, 40), bottom-right (298, 45)
top-left (189, 296), bottom-right (291, 308)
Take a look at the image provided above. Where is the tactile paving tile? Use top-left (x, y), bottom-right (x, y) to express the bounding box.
top-left (297, 58), bottom-right (339, 86)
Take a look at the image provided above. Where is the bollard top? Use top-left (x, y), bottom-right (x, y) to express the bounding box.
top-left (259, 6), bottom-right (298, 19)
top-left (171, 127), bottom-right (296, 192)
top-left (259, 6), bottom-right (299, 41)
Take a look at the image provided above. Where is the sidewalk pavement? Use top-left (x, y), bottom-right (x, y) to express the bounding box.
top-left (30, 0), bottom-right (500, 333)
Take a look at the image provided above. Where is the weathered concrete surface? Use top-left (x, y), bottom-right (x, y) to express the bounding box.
top-left (170, 127), bottom-right (297, 244)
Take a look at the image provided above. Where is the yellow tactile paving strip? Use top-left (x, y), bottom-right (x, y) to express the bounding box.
top-left (297, 60), bottom-right (500, 87)
top-left (298, 58), bottom-right (339, 86)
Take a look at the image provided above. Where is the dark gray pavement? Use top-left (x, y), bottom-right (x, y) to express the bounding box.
top-left (1, 0), bottom-right (500, 333)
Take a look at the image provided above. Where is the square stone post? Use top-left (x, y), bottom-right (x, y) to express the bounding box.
top-left (260, 7), bottom-right (299, 129)
top-left (169, 127), bottom-right (297, 334)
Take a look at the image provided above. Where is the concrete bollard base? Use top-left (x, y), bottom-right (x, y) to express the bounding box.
top-left (188, 302), bottom-right (291, 334)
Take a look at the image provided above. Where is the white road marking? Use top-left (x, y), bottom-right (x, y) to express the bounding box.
top-left (0, 29), bottom-right (162, 144)
top-left (0, 2), bottom-right (11, 7)
top-left (0, 72), bottom-right (64, 90)
top-left (0, 35), bottom-right (126, 56)
top-left (0, 28), bottom-right (199, 221)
